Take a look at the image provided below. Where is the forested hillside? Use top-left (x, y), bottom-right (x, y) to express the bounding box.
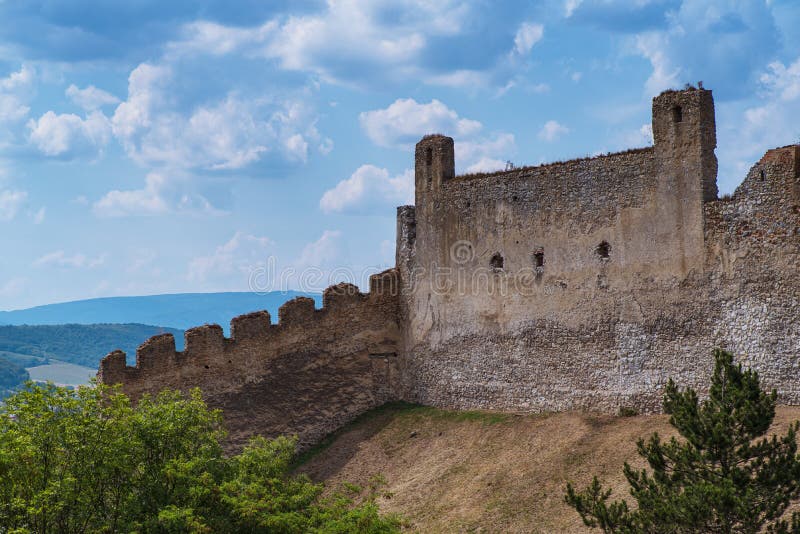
top-left (0, 356), bottom-right (29, 397)
top-left (0, 324), bottom-right (184, 369)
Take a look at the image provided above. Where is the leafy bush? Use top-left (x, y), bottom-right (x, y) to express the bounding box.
top-left (0, 382), bottom-right (400, 533)
top-left (566, 349), bottom-right (800, 533)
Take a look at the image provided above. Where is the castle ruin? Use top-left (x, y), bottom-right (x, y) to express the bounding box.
top-left (99, 87), bottom-right (800, 449)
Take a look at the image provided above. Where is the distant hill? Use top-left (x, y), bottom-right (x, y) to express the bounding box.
top-left (0, 324), bottom-right (185, 369)
top-left (0, 291), bottom-right (320, 332)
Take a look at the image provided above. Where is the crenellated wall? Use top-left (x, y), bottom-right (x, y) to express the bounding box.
top-left (100, 86), bottom-right (800, 450)
top-left (99, 270), bottom-right (401, 450)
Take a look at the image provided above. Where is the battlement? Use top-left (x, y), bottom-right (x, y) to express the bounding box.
top-left (230, 311), bottom-right (272, 340)
top-left (100, 270), bottom-right (399, 381)
top-left (277, 296), bottom-right (317, 325)
top-left (322, 282), bottom-right (363, 310)
top-left (98, 270), bottom-right (402, 449)
top-left (136, 333), bottom-right (177, 370)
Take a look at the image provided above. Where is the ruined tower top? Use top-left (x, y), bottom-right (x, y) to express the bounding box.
top-left (652, 87), bottom-right (718, 201)
top-left (414, 134), bottom-right (454, 207)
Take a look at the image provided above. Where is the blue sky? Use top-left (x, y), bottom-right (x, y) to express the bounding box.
top-left (0, 0), bottom-right (799, 309)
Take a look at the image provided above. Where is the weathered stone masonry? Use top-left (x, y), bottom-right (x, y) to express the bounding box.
top-left (100, 86), bottom-right (800, 447)
top-left (99, 272), bottom-right (401, 450)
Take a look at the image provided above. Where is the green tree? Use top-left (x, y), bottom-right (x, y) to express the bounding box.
top-left (0, 382), bottom-right (400, 533)
top-left (0, 355), bottom-right (29, 397)
top-left (565, 349), bottom-right (800, 533)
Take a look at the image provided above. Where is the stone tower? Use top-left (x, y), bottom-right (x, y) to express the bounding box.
top-left (649, 87), bottom-right (719, 276)
top-left (652, 87), bottom-right (719, 202)
top-left (414, 134), bottom-right (455, 206)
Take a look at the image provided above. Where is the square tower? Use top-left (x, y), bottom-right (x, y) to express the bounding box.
top-left (652, 87), bottom-right (718, 202)
top-left (414, 134), bottom-right (454, 208)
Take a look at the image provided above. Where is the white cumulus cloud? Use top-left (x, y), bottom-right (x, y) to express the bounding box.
top-left (565, 0), bottom-right (583, 17)
top-left (0, 65), bottom-right (34, 123)
top-left (630, 1), bottom-right (779, 99)
top-left (360, 98), bottom-right (482, 148)
top-left (457, 133), bottom-right (516, 173)
top-left (66, 84), bottom-right (120, 111)
top-left (27, 110), bottom-right (111, 158)
top-left (111, 63), bottom-right (170, 142)
top-left (167, 20), bottom-right (277, 57)
top-left (262, 1), bottom-right (469, 85)
top-left (187, 231), bottom-right (272, 283)
top-left (0, 64), bottom-right (34, 92)
top-left (297, 230), bottom-right (343, 269)
top-left (513, 23), bottom-right (544, 55)
top-left (0, 189), bottom-right (27, 221)
top-left (320, 165), bottom-right (413, 214)
top-left (93, 172), bottom-right (222, 218)
top-left (92, 173), bottom-right (171, 217)
top-left (360, 98), bottom-right (516, 173)
top-left (760, 58), bottom-right (800, 102)
top-left (111, 62), bottom-right (324, 171)
top-left (714, 55), bottom-right (800, 191)
top-left (161, 2), bottom-right (528, 91)
top-left (538, 120), bottom-right (570, 142)
top-left (635, 32), bottom-right (680, 95)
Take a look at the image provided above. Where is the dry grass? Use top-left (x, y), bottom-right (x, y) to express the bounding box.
top-left (297, 403), bottom-right (800, 533)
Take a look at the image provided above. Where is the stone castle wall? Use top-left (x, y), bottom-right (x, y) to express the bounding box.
top-left (99, 86), bottom-right (800, 447)
top-left (99, 271), bottom-right (401, 449)
top-left (398, 88), bottom-right (798, 414)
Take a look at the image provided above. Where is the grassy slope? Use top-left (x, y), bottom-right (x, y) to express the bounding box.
top-left (297, 403), bottom-right (800, 534)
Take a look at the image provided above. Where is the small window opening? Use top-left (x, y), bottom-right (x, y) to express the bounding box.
top-left (533, 250), bottom-right (544, 269)
top-left (204, 365), bottom-right (210, 369)
top-left (490, 253), bottom-right (504, 271)
top-left (759, 169), bottom-right (766, 181)
top-left (672, 105), bottom-right (683, 123)
top-left (512, 195), bottom-right (519, 202)
top-left (596, 241), bottom-right (610, 260)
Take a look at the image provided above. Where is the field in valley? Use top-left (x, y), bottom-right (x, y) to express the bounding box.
top-left (26, 361), bottom-right (96, 386)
